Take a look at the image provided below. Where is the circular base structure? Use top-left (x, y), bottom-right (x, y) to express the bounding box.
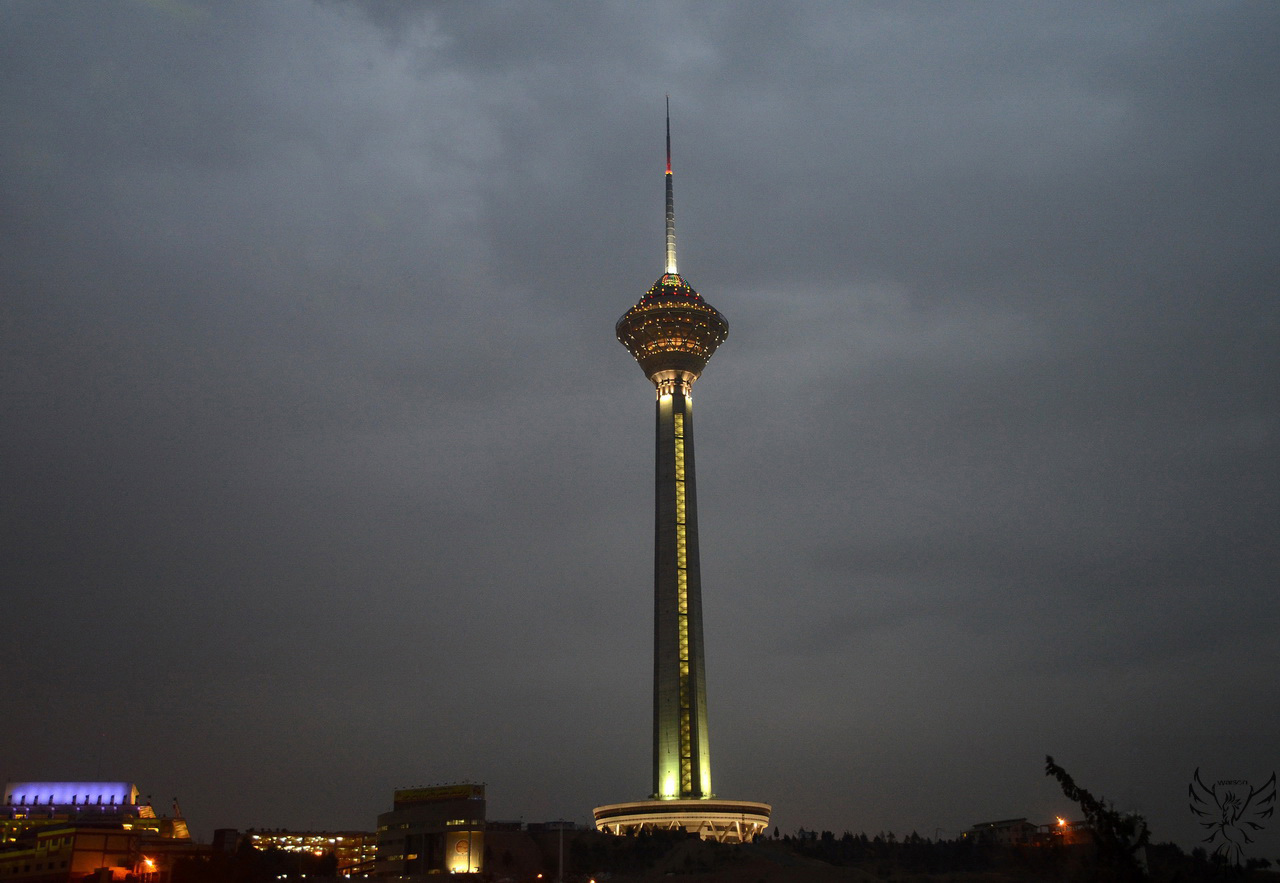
top-left (593, 799), bottom-right (771, 844)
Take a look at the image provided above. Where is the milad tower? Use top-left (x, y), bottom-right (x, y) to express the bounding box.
top-left (593, 103), bottom-right (770, 844)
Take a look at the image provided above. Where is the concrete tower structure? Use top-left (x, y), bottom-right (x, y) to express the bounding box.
top-left (593, 103), bottom-right (770, 845)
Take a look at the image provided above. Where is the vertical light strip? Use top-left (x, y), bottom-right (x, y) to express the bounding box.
top-left (673, 409), bottom-right (692, 794)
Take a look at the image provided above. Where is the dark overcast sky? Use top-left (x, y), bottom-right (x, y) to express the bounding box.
top-left (3, 0), bottom-right (1278, 852)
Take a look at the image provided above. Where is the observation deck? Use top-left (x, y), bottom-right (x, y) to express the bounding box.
top-left (616, 273), bottom-right (728, 385)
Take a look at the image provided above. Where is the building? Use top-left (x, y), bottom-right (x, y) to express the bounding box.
top-left (965, 816), bottom-right (1091, 847)
top-left (1042, 817), bottom-right (1091, 845)
top-left (244, 830), bottom-right (376, 875)
top-left (375, 785), bottom-right (484, 876)
top-left (0, 782), bottom-right (198, 883)
top-left (965, 818), bottom-right (1039, 846)
top-left (592, 104), bottom-right (770, 845)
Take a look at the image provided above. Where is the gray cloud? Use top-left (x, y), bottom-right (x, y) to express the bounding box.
top-left (2, 0), bottom-right (1276, 853)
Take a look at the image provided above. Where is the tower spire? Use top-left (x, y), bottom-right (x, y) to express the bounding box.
top-left (665, 96), bottom-right (677, 275)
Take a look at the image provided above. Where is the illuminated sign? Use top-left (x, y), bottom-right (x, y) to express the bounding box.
top-left (444, 830), bottom-right (482, 874)
top-left (392, 784), bottom-right (484, 807)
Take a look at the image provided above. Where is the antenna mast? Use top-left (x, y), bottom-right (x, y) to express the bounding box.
top-left (665, 96), bottom-right (678, 275)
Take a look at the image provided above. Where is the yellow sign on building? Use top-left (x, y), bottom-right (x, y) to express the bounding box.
top-left (392, 784), bottom-right (484, 806)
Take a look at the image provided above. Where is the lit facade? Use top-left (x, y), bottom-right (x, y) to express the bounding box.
top-left (0, 782), bottom-right (196, 883)
top-left (246, 830), bottom-right (376, 875)
top-left (375, 784), bottom-right (484, 876)
top-left (592, 105), bottom-right (770, 844)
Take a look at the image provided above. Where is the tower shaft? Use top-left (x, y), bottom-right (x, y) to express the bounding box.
top-left (652, 387), bottom-right (710, 799)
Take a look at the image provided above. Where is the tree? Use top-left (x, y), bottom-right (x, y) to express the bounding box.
top-left (1046, 755), bottom-right (1150, 881)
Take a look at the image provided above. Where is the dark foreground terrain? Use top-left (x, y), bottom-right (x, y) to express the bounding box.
top-left (175, 829), bottom-right (1280, 883)
top-left (568, 832), bottom-right (1280, 883)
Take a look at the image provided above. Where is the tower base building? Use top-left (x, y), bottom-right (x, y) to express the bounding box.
top-left (593, 799), bottom-right (771, 845)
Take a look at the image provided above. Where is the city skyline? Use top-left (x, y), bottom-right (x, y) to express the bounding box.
top-left (2, 0), bottom-right (1277, 857)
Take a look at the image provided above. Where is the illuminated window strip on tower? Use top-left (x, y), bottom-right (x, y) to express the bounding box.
top-left (674, 410), bottom-right (692, 795)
